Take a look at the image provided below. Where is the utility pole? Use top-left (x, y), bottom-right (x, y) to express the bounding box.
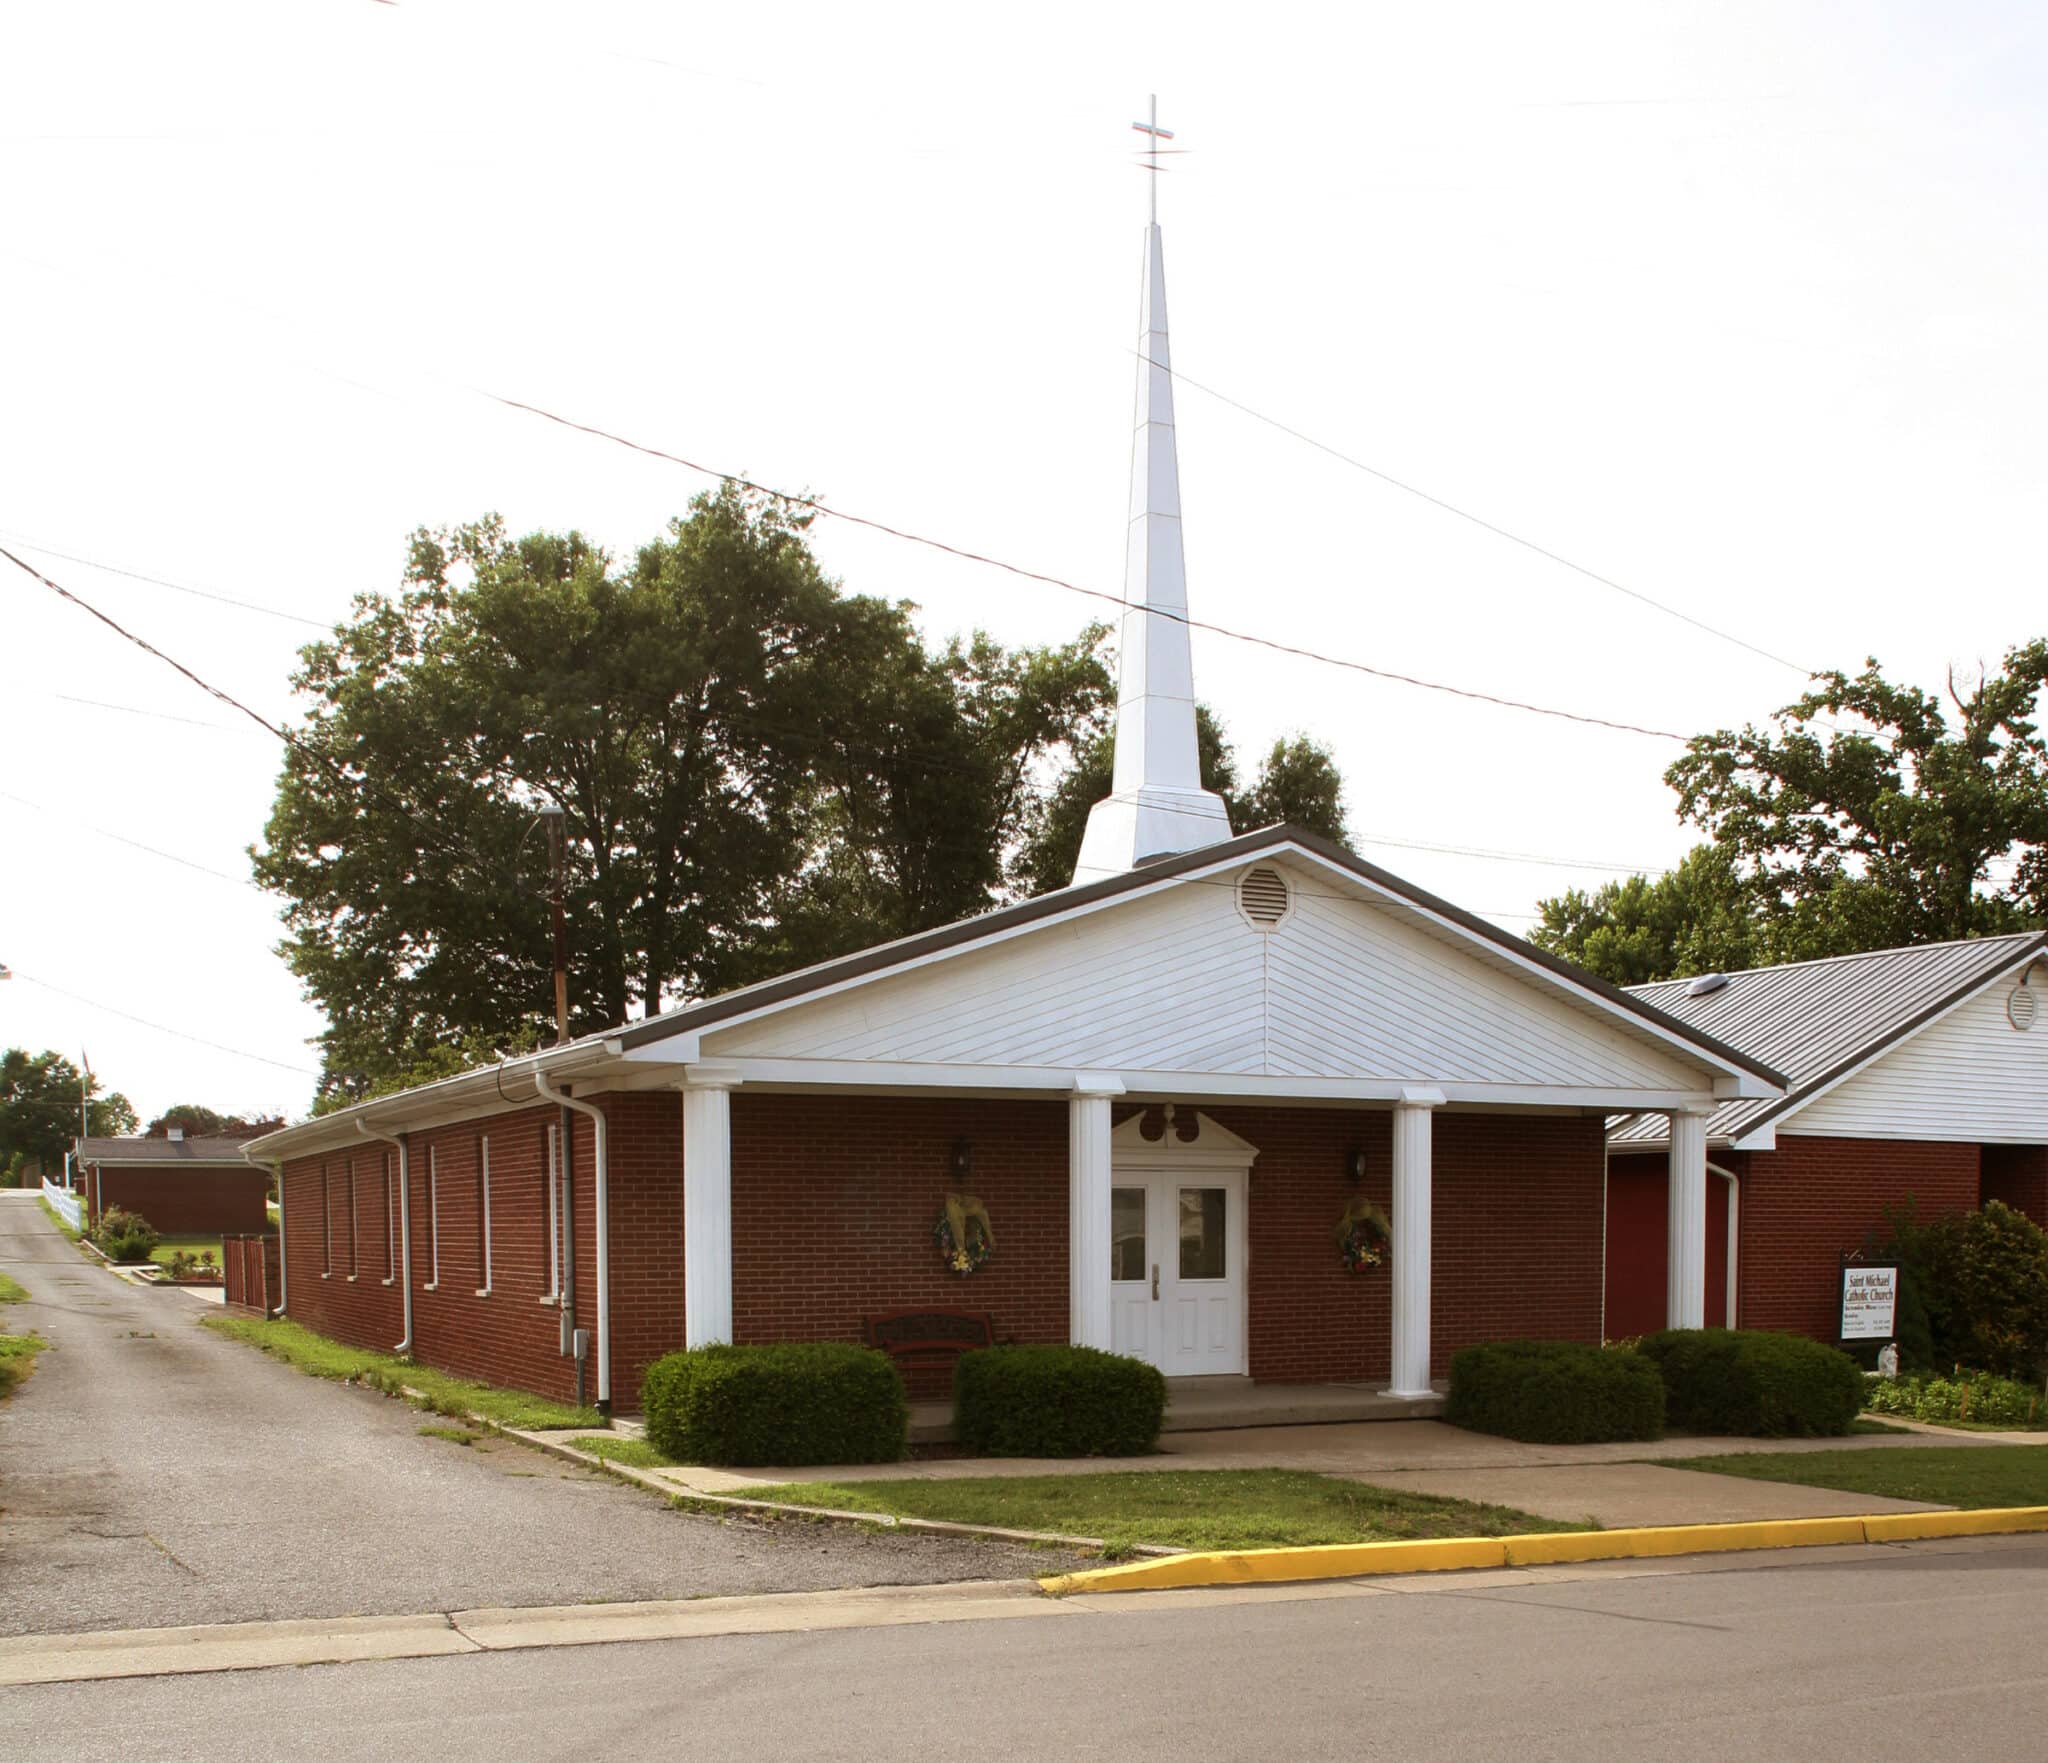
top-left (540, 799), bottom-right (569, 1044)
top-left (536, 798), bottom-right (579, 1402)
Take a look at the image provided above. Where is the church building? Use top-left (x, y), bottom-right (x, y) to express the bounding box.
top-left (245, 141), bottom-right (1785, 1416)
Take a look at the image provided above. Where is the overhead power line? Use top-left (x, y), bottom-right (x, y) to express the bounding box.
top-left (0, 530), bottom-right (332, 630)
top-left (479, 391), bottom-right (1691, 742)
top-left (8, 967), bottom-right (319, 1077)
top-left (0, 790), bottom-right (262, 890)
top-left (1145, 353), bottom-right (1815, 679)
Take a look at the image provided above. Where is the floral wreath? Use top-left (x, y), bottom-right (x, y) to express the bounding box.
top-left (933, 1193), bottom-right (995, 1277)
top-left (1336, 1197), bottom-right (1391, 1275)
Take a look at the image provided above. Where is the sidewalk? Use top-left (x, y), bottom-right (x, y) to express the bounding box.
top-left (524, 1416), bottom-right (2020, 1528)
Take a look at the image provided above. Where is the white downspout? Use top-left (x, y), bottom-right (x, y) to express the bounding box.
top-left (1709, 1160), bottom-right (1740, 1329)
top-left (269, 1159), bottom-right (286, 1317)
top-left (357, 1120), bottom-right (413, 1355)
top-left (534, 1072), bottom-right (609, 1416)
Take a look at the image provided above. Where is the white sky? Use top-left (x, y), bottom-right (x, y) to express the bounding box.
top-left (2, 1), bottom-right (2043, 1123)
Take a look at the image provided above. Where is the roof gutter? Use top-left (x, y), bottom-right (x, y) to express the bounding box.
top-left (533, 1071), bottom-right (610, 1417)
top-left (355, 1120), bottom-right (413, 1355)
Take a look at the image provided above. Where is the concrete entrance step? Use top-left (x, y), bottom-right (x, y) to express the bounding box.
top-left (908, 1378), bottom-right (1444, 1446)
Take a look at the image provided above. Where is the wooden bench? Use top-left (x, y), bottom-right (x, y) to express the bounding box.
top-left (861, 1308), bottom-right (997, 1376)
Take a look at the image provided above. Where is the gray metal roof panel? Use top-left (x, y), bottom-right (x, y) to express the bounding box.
top-left (72, 1136), bottom-right (263, 1164)
top-left (1610, 931), bottom-right (2048, 1146)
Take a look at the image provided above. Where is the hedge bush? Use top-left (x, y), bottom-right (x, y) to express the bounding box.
top-left (953, 1345), bottom-right (1167, 1457)
top-left (1637, 1328), bottom-right (1863, 1437)
top-left (639, 1343), bottom-right (907, 1467)
top-left (1865, 1369), bottom-right (2048, 1429)
top-left (91, 1207), bottom-right (160, 1264)
top-left (1445, 1339), bottom-right (1665, 1443)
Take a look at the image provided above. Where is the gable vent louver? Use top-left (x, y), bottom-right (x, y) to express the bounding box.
top-left (1237, 866), bottom-right (1292, 930)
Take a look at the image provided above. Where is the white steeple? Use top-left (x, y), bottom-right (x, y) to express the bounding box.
top-left (1072, 99), bottom-right (1234, 885)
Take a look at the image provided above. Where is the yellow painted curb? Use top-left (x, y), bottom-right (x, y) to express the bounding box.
top-left (1861, 1506), bottom-right (2048, 1543)
top-left (1039, 1507), bottom-right (2048, 1596)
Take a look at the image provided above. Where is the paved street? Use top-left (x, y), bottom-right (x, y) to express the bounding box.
top-left (0, 1193), bottom-right (1077, 1635)
top-left (4, 1535), bottom-right (2044, 1761)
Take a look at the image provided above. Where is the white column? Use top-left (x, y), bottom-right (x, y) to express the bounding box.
top-left (1666, 1105), bottom-right (1712, 1330)
top-left (1069, 1075), bottom-right (1124, 1350)
top-left (1385, 1087), bottom-right (1445, 1400)
top-left (682, 1067), bottom-right (742, 1348)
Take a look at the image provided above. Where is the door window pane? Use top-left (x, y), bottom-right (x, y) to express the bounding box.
top-left (1111, 1187), bottom-right (1146, 1282)
top-left (1179, 1188), bottom-right (1226, 1280)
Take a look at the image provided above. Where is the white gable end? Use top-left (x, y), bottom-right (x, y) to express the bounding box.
top-left (703, 861), bottom-right (1704, 1093)
top-left (1790, 977), bottom-right (2048, 1143)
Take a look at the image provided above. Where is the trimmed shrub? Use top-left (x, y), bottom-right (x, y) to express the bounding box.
top-left (91, 1207), bottom-right (160, 1264)
top-left (1638, 1328), bottom-right (1863, 1437)
top-left (953, 1345), bottom-right (1167, 1457)
top-left (639, 1343), bottom-right (907, 1467)
top-left (1445, 1339), bottom-right (1665, 1444)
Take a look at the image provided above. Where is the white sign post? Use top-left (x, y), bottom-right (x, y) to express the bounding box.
top-left (1840, 1262), bottom-right (1899, 1342)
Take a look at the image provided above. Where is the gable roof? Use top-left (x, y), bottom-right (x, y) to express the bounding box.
top-left (1609, 930), bottom-right (2048, 1148)
top-left (73, 1136), bottom-right (262, 1165)
top-left (614, 824), bottom-right (1785, 1084)
top-left (248, 823), bottom-right (1785, 1162)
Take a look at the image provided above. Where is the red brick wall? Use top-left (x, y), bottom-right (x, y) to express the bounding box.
top-left (729, 1094), bottom-right (1070, 1393)
top-left (1213, 1108), bottom-right (1606, 1383)
top-left (89, 1164), bottom-right (270, 1234)
top-left (1980, 1144), bottom-right (2048, 1226)
top-left (278, 1092), bottom-right (686, 1409)
top-left (1732, 1134), bottom-right (1981, 1339)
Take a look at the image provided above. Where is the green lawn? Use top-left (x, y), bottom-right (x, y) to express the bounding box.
top-left (149, 1235), bottom-right (224, 1271)
top-left (1662, 1445), bottom-right (2048, 1510)
top-left (0, 1274), bottom-right (45, 1401)
top-left (37, 1197), bottom-right (83, 1243)
top-left (730, 1467), bottom-right (1595, 1554)
top-left (201, 1313), bottom-right (601, 1432)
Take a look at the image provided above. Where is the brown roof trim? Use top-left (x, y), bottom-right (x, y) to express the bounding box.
top-left (614, 823), bottom-right (1787, 1086)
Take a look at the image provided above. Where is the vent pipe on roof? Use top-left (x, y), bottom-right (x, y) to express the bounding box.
top-left (1686, 973), bottom-right (1732, 998)
top-left (167, 1127), bottom-right (185, 1142)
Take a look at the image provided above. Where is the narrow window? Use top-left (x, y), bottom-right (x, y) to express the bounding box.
top-left (347, 1157), bottom-right (360, 1278)
top-left (321, 1163), bottom-right (332, 1275)
top-left (476, 1136), bottom-right (492, 1295)
top-left (543, 1124), bottom-right (560, 1302)
top-left (383, 1152), bottom-right (396, 1283)
top-left (427, 1146), bottom-right (441, 1290)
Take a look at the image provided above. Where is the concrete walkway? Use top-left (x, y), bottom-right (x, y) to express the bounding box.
top-left (0, 1194), bottom-right (1084, 1637)
top-left (556, 1410), bottom-right (2037, 1529)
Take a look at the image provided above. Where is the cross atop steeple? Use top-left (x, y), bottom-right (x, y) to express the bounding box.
top-left (1131, 95), bottom-right (1174, 226)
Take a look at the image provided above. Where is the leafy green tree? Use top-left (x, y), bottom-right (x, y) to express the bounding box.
top-left (144, 1105), bottom-right (286, 1139)
top-left (1, 1049), bottom-right (136, 1180)
top-left (1534, 643), bottom-right (2047, 983)
top-left (1530, 846), bottom-right (1763, 986)
top-left (1013, 708), bottom-right (1352, 895)
top-left (257, 488), bottom-right (1113, 1104)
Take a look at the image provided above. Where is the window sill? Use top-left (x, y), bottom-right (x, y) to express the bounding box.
top-left (538, 1293), bottom-right (560, 1306)
top-left (380, 1277), bottom-right (395, 1288)
top-left (423, 1282), bottom-right (439, 1293)
top-left (475, 1287), bottom-right (492, 1299)
top-left (320, 1272), bottom-right (332, 1280)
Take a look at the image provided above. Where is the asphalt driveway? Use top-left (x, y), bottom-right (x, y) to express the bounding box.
top-left (0, 1194), bottom-right (1076, 1636)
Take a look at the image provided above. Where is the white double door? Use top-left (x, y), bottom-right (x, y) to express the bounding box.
top-left (1109, 1168), bottom-right (1246, 1376)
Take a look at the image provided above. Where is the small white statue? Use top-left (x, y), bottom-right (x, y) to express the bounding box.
top-left (1877, 1341), bottom-right (1900, 1381)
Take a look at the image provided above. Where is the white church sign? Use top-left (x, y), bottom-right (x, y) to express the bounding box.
top-left (1839, 1262), bottom-right (1899, 1342)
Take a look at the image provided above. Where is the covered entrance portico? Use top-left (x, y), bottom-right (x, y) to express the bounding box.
top-left (644, 834), bottom-right (1781, 1391)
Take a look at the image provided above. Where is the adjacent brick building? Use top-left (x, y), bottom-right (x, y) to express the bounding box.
top-left (73, 1133), bottom-right (272, 1235)
top-left (1606, 934), bottom-right (2048, 1344)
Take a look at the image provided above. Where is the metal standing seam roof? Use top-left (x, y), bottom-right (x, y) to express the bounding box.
top-left (1609, 930), bottom-right (2048, 1148)
top-left (72, 1137), bottom-right (266, 1165)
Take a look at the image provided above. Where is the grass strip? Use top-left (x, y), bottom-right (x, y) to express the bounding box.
top-left (201, 1313), bottom-right (600, 1432)
top-left (568, 1434), bottom-right (674, 1469)
top-left (148, 1235), bottom-right (224, 1270)
top-left (37, 1197), bottom-right (83, 1244)
top-left (0, 1272), bottom-right (28, 1304)
top-left (733, 1467), bottom-right (1594, 1554)
top-left (0, 1329), bottom-right (49, 1401)
top-left (1660, 1444), bottom-right (2048, 1510)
